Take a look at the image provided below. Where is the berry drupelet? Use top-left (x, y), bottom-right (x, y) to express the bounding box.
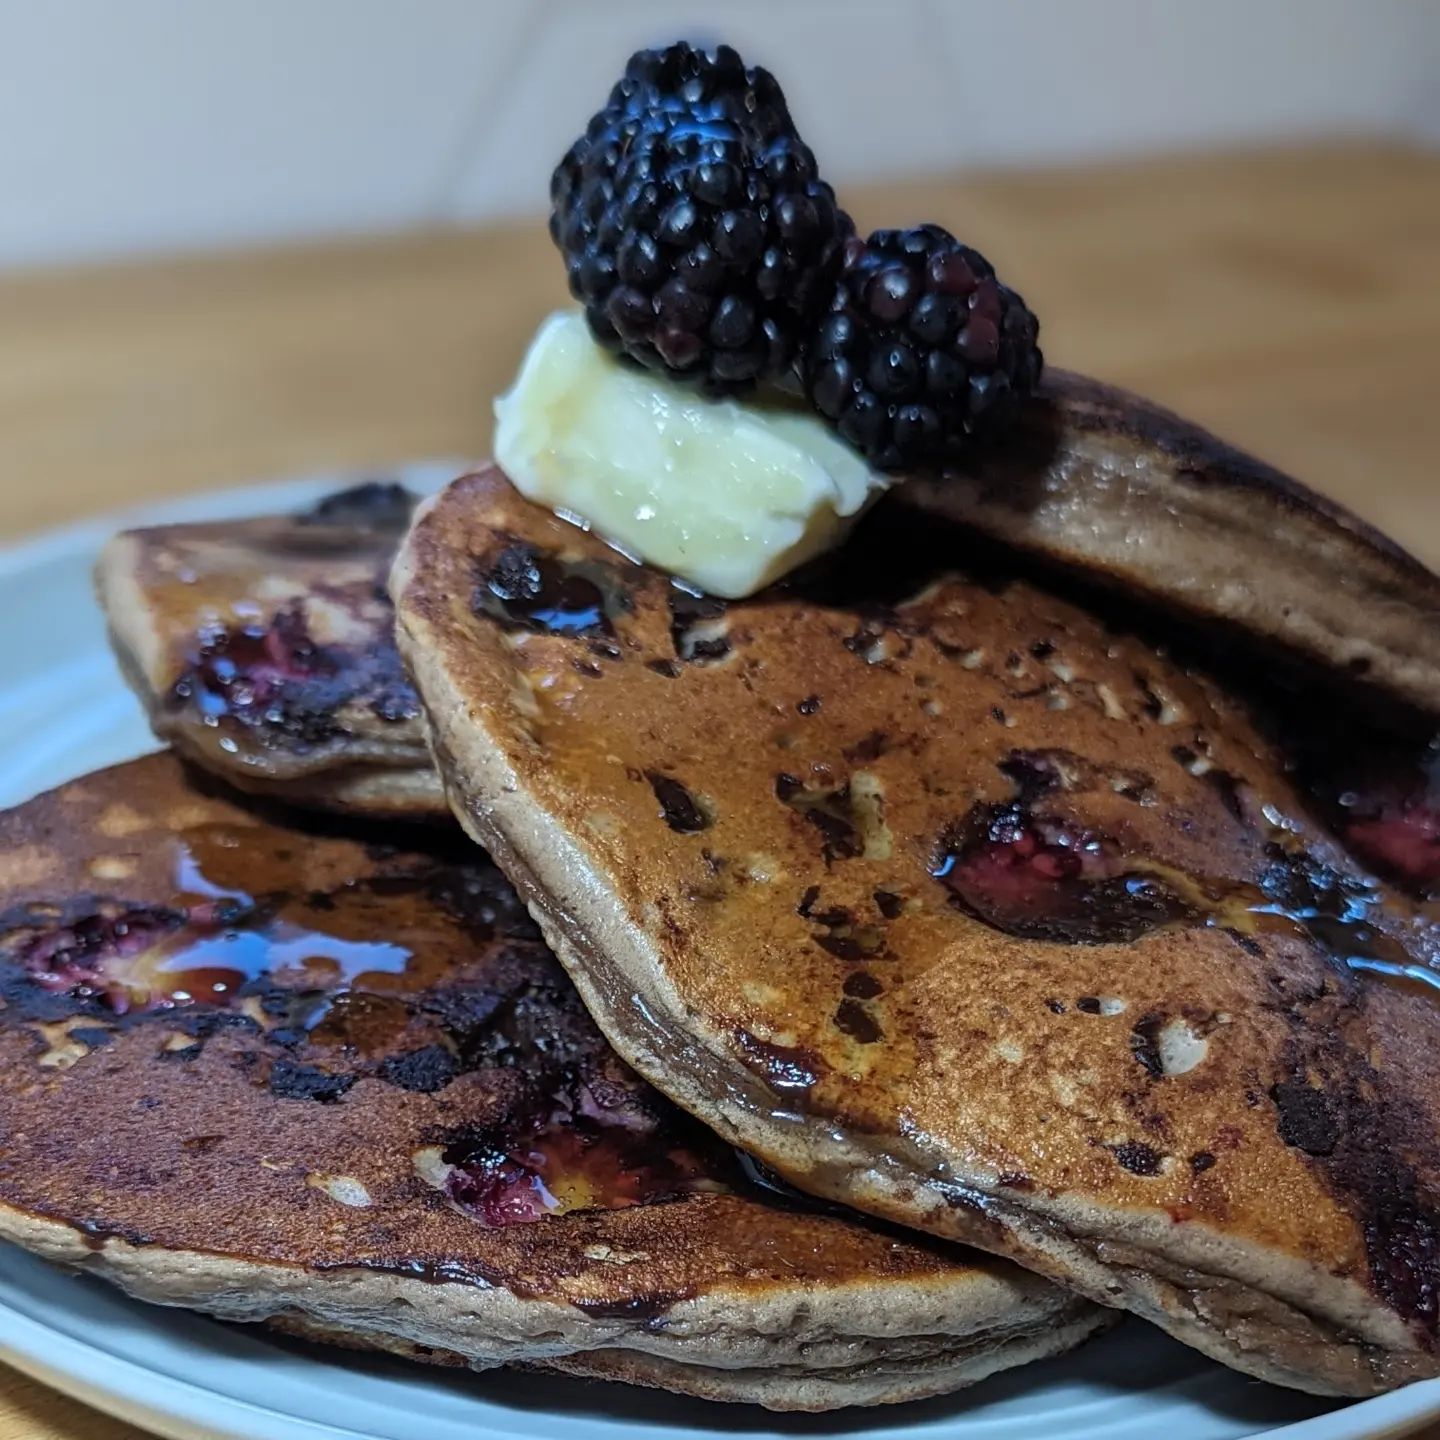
top-left (802, 224), bottom-right (1043, 470)
top-left (550, 42), bottom-right (851, 393)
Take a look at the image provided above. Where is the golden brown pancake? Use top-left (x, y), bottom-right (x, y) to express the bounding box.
top-left (0, 753), bottom-right (1105, 1412)
top-left (895, 370), bottom-right (1440, 715)
top-left (393, 466), bottom-right (1440, 1397)
top-left (96, 483), bottom-right (446, 819)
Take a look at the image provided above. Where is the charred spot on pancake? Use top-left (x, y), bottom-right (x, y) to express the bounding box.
top-left (1110, 1140), bottom-right (1164, 1176)
top-left (473, 542), bottom-right (628, 639)
top-left (834, 997), bottom-right (882, 1044)
top-left (734, 1031), bottom-right (822, 1092)
top-left (931, 802), bottom-right (1195, 944)
top-left (381, 1044), bottom-right (459, 1093)
top-left (298, 481), bottom-right (416, 531)
top-left (668, 589), bottom-right (730, 663)
top-left (644, 772), bottom-right (711, 834)
top-left (1271, 1081), bottom-right (1341, 1157)
top-left (268, 1058), bottom-right (355, 1104)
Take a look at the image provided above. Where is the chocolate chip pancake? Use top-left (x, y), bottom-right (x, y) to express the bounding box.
top-left (393, 466), bottom-right (1440, 1397)
top-left (894, 370), bottom-right (1440, 715)
top-left (0, 753), bottom-right (1105, 1412)
top-left (96, 483), bottom-right (446, 819)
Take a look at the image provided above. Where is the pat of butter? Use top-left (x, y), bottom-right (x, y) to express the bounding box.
top-left (493, 310), bottom-right (890, 598)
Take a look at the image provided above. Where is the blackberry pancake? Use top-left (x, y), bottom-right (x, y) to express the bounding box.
top-left (97, 483), bottom-right (446, 819)
top-left (894, 370), bottom-right (1440, 716)
top-left (393, 466), bottom-right (1440, 1398)
top-left (0, 753), bottom-right (1105, 1413)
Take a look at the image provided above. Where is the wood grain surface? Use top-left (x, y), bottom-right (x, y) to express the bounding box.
top-left (0, 143), bottom-right (1437, 1439)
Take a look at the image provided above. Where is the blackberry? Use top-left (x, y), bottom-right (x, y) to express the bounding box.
top-left (802, 224), bottom-right (1042, 470)
top-left (551, 42), bottom-right (851, 392)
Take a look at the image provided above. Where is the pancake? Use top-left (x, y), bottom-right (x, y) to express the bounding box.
top-left (893, 370), bottom-right (1440, 716)
top-left (393, 466), bottom-right (1440, 1397)
top-left (96, 483), bottom-right (446, 819)
top-left (0, 753), bottom-right (1105, 1413)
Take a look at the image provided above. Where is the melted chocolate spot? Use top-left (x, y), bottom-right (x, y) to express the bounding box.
top-left (474, 543), bottom-right (625, 639)
top-left (797, 695), bottom-right (821, 715)
top-left (668, 589), bottom-right (730, 663)
top-left (645, 772), bottom-right (710, 834)
top-left (570, 1291), bottom-right (695, 1323)
top-left (873, 889), bottom-right (904, 920)
top-left (775, 774), bottom-right (869, 864)
top-left (834, 998), bottom-right (882, 1044)
top-left (1190, 1151), bottom-right (1217, 1173)
top-left (734, 1031), bottom-right (821, 1091)
top-left (844, 730), bottom-right (889, 763)
top-left (843, 971), bottom-right (884, 999)
top-left (1130, 1013), bottom-right (1165, 1079)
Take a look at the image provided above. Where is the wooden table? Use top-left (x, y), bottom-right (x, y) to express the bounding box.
top-left (0, 142), bottom-right (1437, 1439)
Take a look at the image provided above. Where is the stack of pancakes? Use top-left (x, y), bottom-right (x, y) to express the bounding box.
top-left (2, 374), bottom-right (1437, 1412)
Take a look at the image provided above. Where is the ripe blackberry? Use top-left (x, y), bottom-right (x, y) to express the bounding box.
top-left (802, 224), bottom-right (1042, 470)
top-left (551, 42), bottom-right (851, 392)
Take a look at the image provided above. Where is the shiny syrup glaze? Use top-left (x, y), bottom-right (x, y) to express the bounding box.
top-left (3, 819), bottom-right (738, 1227)
top-left (16, 826), bottom-right (435, 1017)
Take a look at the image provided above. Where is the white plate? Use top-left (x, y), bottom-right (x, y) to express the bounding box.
top-left (0, 465), bottom-right (1436, 1440)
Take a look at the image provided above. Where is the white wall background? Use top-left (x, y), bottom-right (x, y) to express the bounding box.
top-left (3, 0), bottom-right (1437, 270)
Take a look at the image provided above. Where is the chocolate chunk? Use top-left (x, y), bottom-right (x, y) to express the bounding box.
top-left (1111, 1140), bottom-right (1163, 1176)
top-left (645, 772), bottom-right (710, 834)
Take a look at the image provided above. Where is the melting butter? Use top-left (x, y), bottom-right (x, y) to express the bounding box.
top-left (493, 310), bottom-right (890, 598)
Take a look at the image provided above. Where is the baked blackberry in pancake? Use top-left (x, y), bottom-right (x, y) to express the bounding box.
top-left (97, 483), bottom-right (445, 819)
top-left (0, 753), bottom-right (1105, 1412)
top-left (393, 466), bottom-right (1440, 1397)
top-left (894, 371), bottom-right (1440, 715)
